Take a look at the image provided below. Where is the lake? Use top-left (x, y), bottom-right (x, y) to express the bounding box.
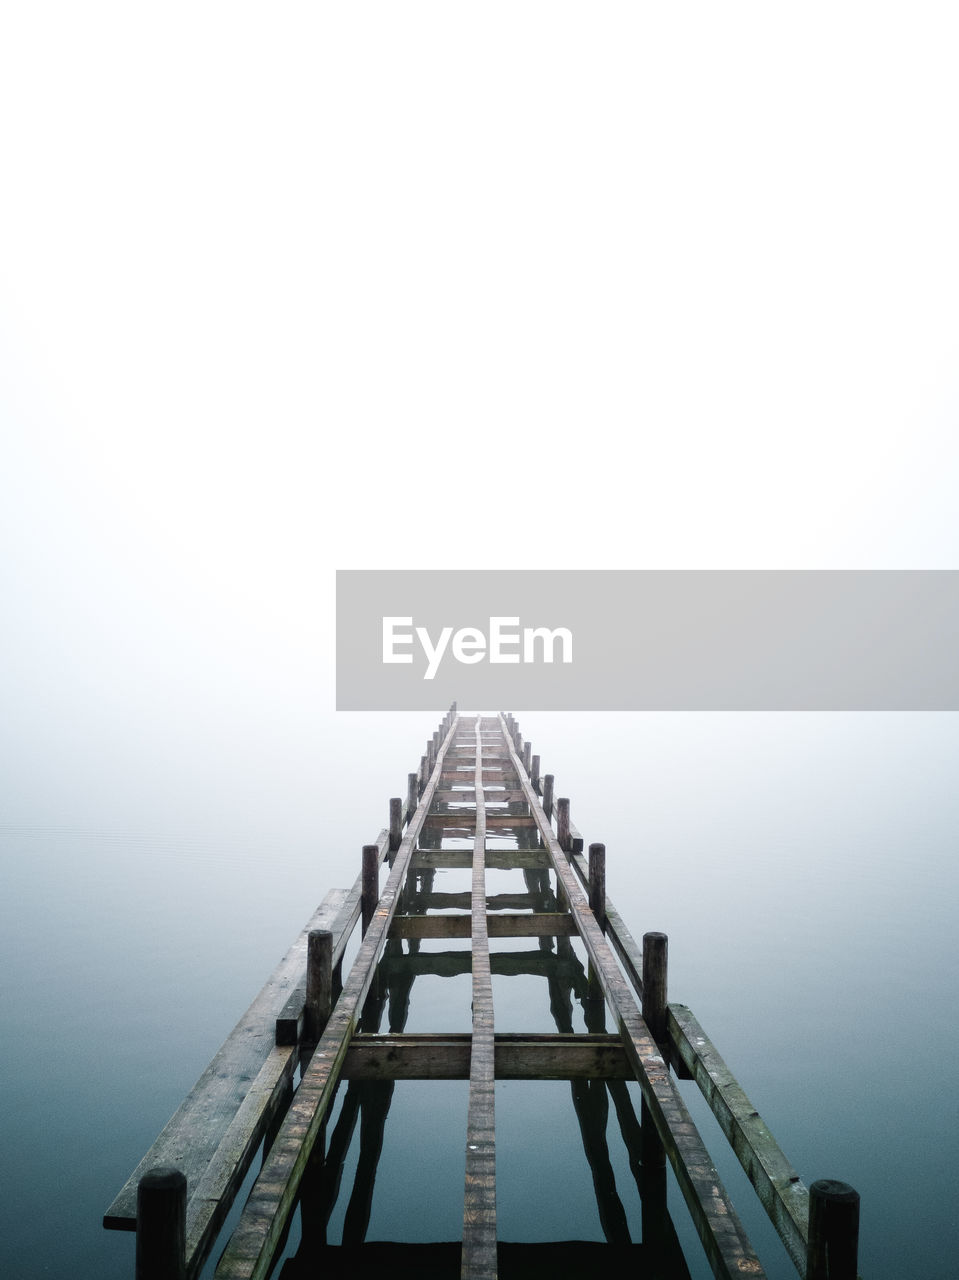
top-left (1, 710), bottom-right (956, 1278)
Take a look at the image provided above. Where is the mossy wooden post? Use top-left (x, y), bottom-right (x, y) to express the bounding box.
top-left (807, 1180), bottom-right (860, 1280)
top-left (589, 843), bottom-right (606, 931)
top-left (305, 930), bottom-right (333, 1043)
top-left (136, 1168), bottom-right (186, 1280)
top-left (362, 845), bottom-right (379, 937)
top-left (642, 933), bottom-right (668, 1043)
top-left (641, 932), bottom-right (669, 1173)
top-left (406, 773), bottom-right (418, 824)
top-left (389, 798), bottom-right (402, 859)
top-left (542, 773), bottom-right (554, 819)
top-left (557, 798), bottom-right (571, 853)
top-left (531, 754), bottom-right (541, 791)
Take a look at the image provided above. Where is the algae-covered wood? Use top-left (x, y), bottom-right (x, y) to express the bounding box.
top-left (669, 1002), bottom-right (809, 1274)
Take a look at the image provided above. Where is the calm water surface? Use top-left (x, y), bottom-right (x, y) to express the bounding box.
top-left (1, 713), bottom-right (957, 1278)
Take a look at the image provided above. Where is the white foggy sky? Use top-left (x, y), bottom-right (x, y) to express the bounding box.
top-left (2, 5), bottom-right (959, 826)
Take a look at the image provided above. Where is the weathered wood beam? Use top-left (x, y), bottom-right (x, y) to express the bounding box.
top-left (379, 949), bottom-right (586, 980)
top-left (433, 788), bottom-right (529, 802)
top-left (388, 912), bottom-right (576, 940)
top-left (424, 812), bottom-right (536, 829)
top-left (342, 1033), bottom-right (631, 1080)
top-left (498, 715), bottom-right (765, 1280)
top-left (411, 848), bottom-right (551, 871)
top-left (668, 1003), bottom-right (809, 1274)
top-left (462, 718), bottom-right (497, 1278)
top-left (416, 890), bottom-right (549, 911)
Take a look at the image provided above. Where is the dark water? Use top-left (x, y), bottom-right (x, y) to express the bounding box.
top-left (2, 712), bottom-right (957, 1278)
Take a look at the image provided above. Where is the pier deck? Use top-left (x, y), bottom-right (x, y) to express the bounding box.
top-left (105, 709), bottom-right (860, 1280)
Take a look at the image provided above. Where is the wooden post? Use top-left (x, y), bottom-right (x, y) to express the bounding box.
top-left (589, 843), bottom-right (606, 931)
top-left (642, 932), bottom-right (668, 1043)
top-left (807, 1180), bottom-right (860, 1280)
top-left (639, 930), bottom-right (668, 1173)
top-left (531, 754), bottom-right (540, 791)
top-left (542, 773), bottom-right (554, 820)
top-left (305, 930), bottom-right (333, 1042)
top-left (557, 798), bottom-right (571, 853)
top-left (406, 773), bottom-right (418, 823)
top-left (389, 798), bottom-right (402, 856)
top-left (427, 738), bottom-right (436, 773)
top-left (136, 1168), bottom-right (186, 1280)
top-left (522, 742), bottom-right (532, 774)
top-left (362, 845), bottom-right (379, 936)
top-left (419, 755), bottom-right (428, 795)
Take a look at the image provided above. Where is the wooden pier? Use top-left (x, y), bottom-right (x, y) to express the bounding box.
top-left (105, 708), bottom-right (860, 1280)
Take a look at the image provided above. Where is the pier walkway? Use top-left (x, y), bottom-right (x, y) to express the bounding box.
top-left (105, 708), bottom-right (860, 1280)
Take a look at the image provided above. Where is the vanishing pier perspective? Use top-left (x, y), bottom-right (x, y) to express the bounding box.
top-left (104, 709), bottom-right (861, 1280)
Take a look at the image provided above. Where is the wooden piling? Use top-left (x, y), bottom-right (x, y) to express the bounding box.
top-left (588, 844), bottom-right (606, 931)
top-left (389, 798), bottom-right (403, 856)
top-left (407, 774), bottom-right (418, 824)
top-left (557, 798), bottom-right (571, 853)
top-left (362, 845), bottom-right (379, 936)
top-left (136, 1168), bottom-right (186, 1280)
top-left (542, 773), bottom-right (554, 819)
top-left (305, 931), bottom-right (333, 1043)
top-left (419, 755), bottom-right (428, 795)
top-left (807, 1180), bottom-right (860, 1280)
top-left (642, 933), bottom-right (668, 1044)
top-left (522, 742), bottom-right (532, 774)
top-left (531, 754), bottom-right (540, 791)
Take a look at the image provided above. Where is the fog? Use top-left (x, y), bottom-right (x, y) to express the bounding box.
top-left (2, 7), bottom-right (959, 1278)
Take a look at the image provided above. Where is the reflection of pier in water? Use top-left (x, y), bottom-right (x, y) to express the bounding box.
top-left (104, 710), bottom-right (861, 1280)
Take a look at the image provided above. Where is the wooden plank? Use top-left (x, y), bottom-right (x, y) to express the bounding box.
top-left (389, 912), bottom-right (576, 940)
top-left (669, 1003), bottom-right (809, 1274)
top-left (417, 891), bottom-right (548, 911)
top-left (183, 1045), bottom-right (296, 1278)
top-left (214, 715), bottom-right (460, 1280)
top-left (462, 718), bottom-right (497, 1278)
top-left (498, 715), bottom-right (766, 1280)
top-left (425, 812), bottom-right (536, 829)
top-left (379, 949), bottom-right (587, 981)
top-left (433, 789), bottom-right (528, 802)
top-left (341, 1033), bottom-right (630, 1080)
top-left (411, 848), bottom-right (551, 870)
top-left (104, 887), bottom-right (349, 1232)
